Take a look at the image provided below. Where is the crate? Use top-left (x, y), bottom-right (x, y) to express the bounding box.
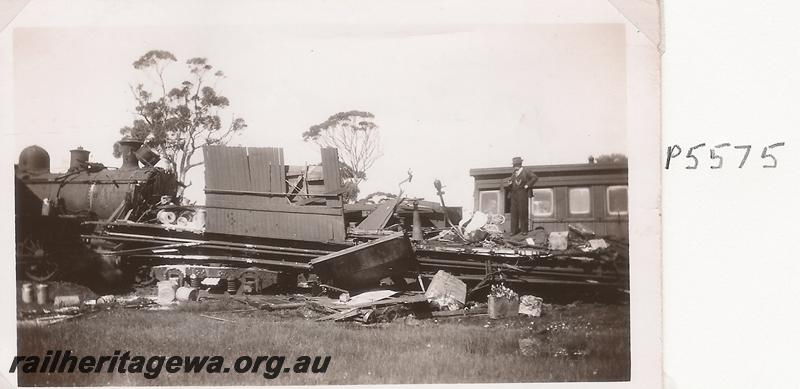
top-left (488, 296), bottom-right (520, 319)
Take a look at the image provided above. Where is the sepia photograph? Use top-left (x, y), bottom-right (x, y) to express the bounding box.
top-left (1, 0), bottom-right (661, 387)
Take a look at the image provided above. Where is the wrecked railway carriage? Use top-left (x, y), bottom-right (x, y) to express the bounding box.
top-left (15, 141), bottom-right (628, 295)
top-left (470, 163), bottom-right (628, 239)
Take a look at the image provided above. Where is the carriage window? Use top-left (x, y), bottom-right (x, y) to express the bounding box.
top-left (478, 190), bottom-right (500, 215)
top-left (530, 188), bottom-right (553, 217)
top-left (568, 187), bottom-right (591, 215)
top-left (607, 185), bottom-right (628, 215)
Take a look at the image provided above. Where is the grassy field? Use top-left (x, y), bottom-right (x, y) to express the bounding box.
top-left (16, 292), bottom-right (629, 386)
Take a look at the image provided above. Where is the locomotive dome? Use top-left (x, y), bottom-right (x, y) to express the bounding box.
top-left (18, 145), bottom-right (50, 173)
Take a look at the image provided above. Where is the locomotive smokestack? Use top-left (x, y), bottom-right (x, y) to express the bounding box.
top-left (69, 147), bottom-right (90, 171)
top-left (118, 138), bottom-right (143, 170)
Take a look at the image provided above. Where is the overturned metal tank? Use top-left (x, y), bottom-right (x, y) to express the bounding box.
top-left (310, 232), bottom-right (418, 291)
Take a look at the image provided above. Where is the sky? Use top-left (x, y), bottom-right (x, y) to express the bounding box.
top-left (11, 20), bottom-right (627, 210)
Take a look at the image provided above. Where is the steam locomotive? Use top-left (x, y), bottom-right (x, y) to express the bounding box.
top-left (14, 138), bottom-right (180, 282)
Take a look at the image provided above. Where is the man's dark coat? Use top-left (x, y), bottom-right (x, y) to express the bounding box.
top-left (504, 167), bottom-right (539, 234)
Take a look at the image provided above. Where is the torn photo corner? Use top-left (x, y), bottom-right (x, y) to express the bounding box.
top-left (1, 0), bottom-right (662, 387)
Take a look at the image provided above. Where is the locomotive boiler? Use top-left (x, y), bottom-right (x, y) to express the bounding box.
top-left (15, 138), bottom-right (179, 281)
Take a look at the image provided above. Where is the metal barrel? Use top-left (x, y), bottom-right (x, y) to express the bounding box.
top-left (21, 283), bottom-right (34, 304)
top-left (35, 283), bottom-right (49, 305)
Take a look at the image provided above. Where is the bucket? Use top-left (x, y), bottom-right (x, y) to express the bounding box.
top-left (189, 274), bottom-right (201, 288)
top-left (157, 280), bottom-right (178, 305)
top-left (175, 286), bottom-right (199, 302)
top-left (488, 296), bottom-right (519, 319)
top-left (35, 284), bottom-right (49, 305)
top-left (21, 283), bottom-right (34, 304)
top-left (226, 276), bottom-right (237, 294)
top-left (192, 210), bottom-right (206, 229)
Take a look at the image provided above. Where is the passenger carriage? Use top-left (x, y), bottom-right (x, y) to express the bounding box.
top-left (470, 162), bottom-right (628, 239)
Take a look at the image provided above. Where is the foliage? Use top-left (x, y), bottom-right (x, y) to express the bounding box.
top-left (357, 191), bottom-right (398, 204)
top-left (589, 153), bottom-right (628, 164)
top-left (302, 110), bottom-right (381, 186)
top-left (330, 161), bottom-right (365, 204)
top-left (338, 160), bottom-right (366, 181)
top-left (341, 181), bottom-right (360, 204)
top-left (116, 50), bottom-right (247, 187)
top-left (302, 111), bottom-right (381, 203)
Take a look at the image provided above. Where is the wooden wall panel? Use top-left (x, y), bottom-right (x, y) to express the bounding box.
top-left (206, 193), bottom-right (265, 209)
top-left (246, 147), bottom-right (287, 205)
top-left (203, 145), bottom-right (346, 242)
top-left (246, 147), bottom-right (272, 193)
top-left (204, 146), bottom-right (267, 208)
top-left (205, 208), bottom-right (345, 242)
top-left (554, 187), bottom-right (568, 221)
top-left (592, 185), bottom-right (606, 218)
top-left (604, 221), bottom-right (629, 238)
top-left (270, 148), bottom-right (286, 202)
top-left (204, 146), bottom-right (251, 191)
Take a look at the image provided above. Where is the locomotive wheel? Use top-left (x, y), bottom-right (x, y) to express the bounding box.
top-left (133, 266), bottom-right (156, 286)
top-left (18, 238), bottom-right (59, 282)
top-left (23, 260), bottom-right (59, 282)
top-left (18, 238), bottom-right (46, 259)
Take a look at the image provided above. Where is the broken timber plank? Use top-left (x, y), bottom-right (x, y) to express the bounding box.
top-left (306, 301), bottom-right (340, 314)
top-left (263, 302), bottom-right (305, 311)
top-left (315, 308), bottom-right (360, 322)
top-left (320, 147), bottom-right (342, 208)
top-left (247, 147), bottom-right (289, 205)
top-left (200, 314), bottom-right (236, 323)
top-left (431, 307), bottom-right (488, 317)
top-left (313, 293), bottom-right (427, 322)
top-left (334, 293), bottom-right (428, 310)
top-left (355, 196), bottom-right (403, 231)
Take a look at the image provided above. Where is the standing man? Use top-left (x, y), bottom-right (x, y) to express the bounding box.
top-left (503, 156), bottom-right (538, 236)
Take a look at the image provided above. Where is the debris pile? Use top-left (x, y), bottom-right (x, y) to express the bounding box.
top-left (18, 269), bottom-right (548, 328)
top-left (298, 270), bottom-right (546, 324)
top-left (430, 217), bottom-right (624, 258)
top-left (307, 290), bottom-right (429, 324)
top-left (303, 280), bottom-right (541, 324)
top-left (420, 218), bottom-right (627, 277)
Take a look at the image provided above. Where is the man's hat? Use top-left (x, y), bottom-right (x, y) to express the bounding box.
top-left (512, 156), bottom-right (523, 167)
